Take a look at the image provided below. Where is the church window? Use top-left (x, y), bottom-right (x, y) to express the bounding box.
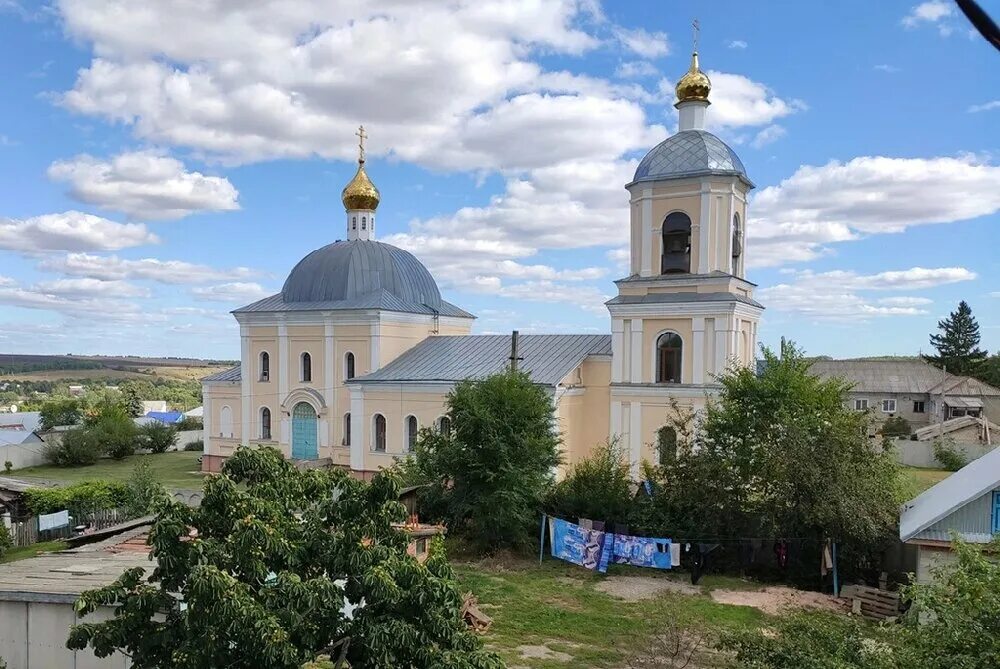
top-left (259, 351), bottom-right (270, 382)
top-left (661, 212), bottom-right (692, 274)
top-left (437, 416), bottom-right (452, 437)
top-left (220, 405), bottom-right (233, 438)
top-left (352, 216), bottom-right (357, 230)
top-left (301, 352), bottom-right (312, 383)
top-left (657, 426), bottom-right (677, 465)
top-left (343, 413), bottom-right (351, 446)
top-left (373, 414), bottom-right (386, 452)
top-left (656, 332), bottom-right (683, 384)
top-left (732, 213), bottom-right (742, 272)
top-left (406, 415), bottom-right (418, 452)
top-left (361, 216), bottom-right (366, 230)
top-left (260, 407), bottom-right (271, 440)
top-left (345, 352), bottom-right (355, 380)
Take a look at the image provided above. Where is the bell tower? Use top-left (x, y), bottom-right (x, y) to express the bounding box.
top-left (342, 125), bottom-right (380, 241)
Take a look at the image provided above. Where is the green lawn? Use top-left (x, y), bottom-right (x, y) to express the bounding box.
top-left (901, 466), bottom-right (951, 497)
top-left (13, 451), bottom-right (205, 490)
top-left (0, 540), bottom-right (69, 564)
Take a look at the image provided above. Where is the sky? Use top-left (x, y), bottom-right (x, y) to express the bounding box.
top-left (0, 0), bottom-right (997, 361)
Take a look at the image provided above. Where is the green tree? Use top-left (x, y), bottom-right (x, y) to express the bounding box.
top-left (924, 300), bottom-right (988, 376)
top-left (0, 522), bottom-right (12, 559)
top-left (545, 439), bottom-right (633, 529)
top-left (86, 400), bottom-right (139, 459)
top-left (119, 383), bottom-right (145, 417)
top-left (39, 397), bottom-right (83, 430)
top-left (67, 447), bottom-right (503, 669)
top-left (123, 461), bottom-right (169, 517)
top-left (974, 353), bottom-right (1000, 388)
top-left (402, 370), bottom-right (560, 551)
top-left (881, 415), bottom-right (911, 439)
top-left (44, 427), bottom-right (103, 466)
top-left (139, 421), bottom-right (178, 454)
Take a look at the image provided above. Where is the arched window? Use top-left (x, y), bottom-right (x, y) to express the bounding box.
top-left (301, 352), bottom-right (312, 382)
top-left (352, 216), bottom-right (357, 230)
top-left (732, 213), bottom-right (743, 272)
top-left (361, 216), bottom-right (367, 230)
top-left (343, 412), bottom-right (351, 446)
top-left (656, 426), bottom-right (677, 465)
top-left (220, 405), bottom-right (233, 438)
top-left (259, 351), bottom-right (270, 382)
top-left (260, 407), bottom-right (271, 440)
top-left (345, 352), bottom-right (355, 380)
top-left (373, 414), bottom-right (386, 452)
top-left (437, 416), bottom-right (452, 437)
top-left (656, 332), bottom-right (683, 384)
top-left (406, 415), bottom-right (418, 452)
top-left (661, 212), bottom-right (692, 274)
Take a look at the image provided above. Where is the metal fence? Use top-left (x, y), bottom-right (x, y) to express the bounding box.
top-left (7, 507), bottom-right (132, 547)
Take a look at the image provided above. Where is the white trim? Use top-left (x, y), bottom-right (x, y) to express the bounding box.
top-left (324, 320), bottom-right (335, 416)
top-left (608, 301), bottom-right (763, 319)
top-left (240, 326), bottom-right (251, 446)
top-left (640, 188), bottom-right (652, 277)
top-left (629, 318), bottom-right (643, 383)
top-left (628, 183), bottom-right (750, 205)
top-left (698, 181), bottom-right (711, 273)
top-left (628, 401), bottom-right (642, 478)
top-left (611, 319), bottom-right (624, 383)
top-left (692, 317), bottom-right (706, 384)
top-left (349, 387), bottom-right (364, 469)
top-left (610, 400), bottom-right (623, 443)
top-left (610, 383), bottom-right (720, 399)
top-left (234, 310), bottom-right (473, 328)
top-left (650, 329), bottom-right (684, 385)
top-left (370, 320), bottom-right (381, 370)
top-left (615, 273), bottom-right (758, 290)
top-left (203, 384), bottom-right (213, 454)
top-left (219, 404), bottom-right (234, 439)
top-left (278, 320), bottom-right (289, 440)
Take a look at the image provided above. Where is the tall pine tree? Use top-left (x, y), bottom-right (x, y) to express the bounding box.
top-left (924, 300), bottom-right (988, 375)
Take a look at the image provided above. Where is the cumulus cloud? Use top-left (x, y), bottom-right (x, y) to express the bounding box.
top-left (751, 124), bottom-right (786, 148)
top-left (901, 1), bottom-right (955, 34)
top-left (874, 64), bottom-right (900, 73)
top-left (48, 150), bottom-right (239, 220)
top-left (39, 252), bottom-right (256, 284)
top-left (616, 60), bottom-right (658, 79)
top-left (613, 27), bottom-right (669, 58)
top-left (0, 211), bottom-right (157, 253)
top-left (749, 155), bottom-right (1000, 267)
top-left (968, 100), bottom-right (1000, 113)
top-left (704, 71), bottom-right (807, 129)
top-left (192, 282), bottom-right (270, 302)
top-left (32, 277), bottom-right (150, 298)
top-left (728, 40), bottom-right (748, 49)
top-left (0, 276), bottom-right (150, 322)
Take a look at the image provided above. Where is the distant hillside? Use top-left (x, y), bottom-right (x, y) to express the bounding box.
top-left (0, 353), bottom-right (236, 379)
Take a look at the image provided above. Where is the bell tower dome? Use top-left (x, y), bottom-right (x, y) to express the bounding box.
top-left (342, 125), bottom-right (379, 241)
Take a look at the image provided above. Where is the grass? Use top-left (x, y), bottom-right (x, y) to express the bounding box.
top-left (901, 466), bottom-right (951, 497)
top-left (13, 451), bottom-right (205, 490)
top-left (0, 540), bottom-right (68, 564)
top-left (453, 556), bottom-right (764, 668)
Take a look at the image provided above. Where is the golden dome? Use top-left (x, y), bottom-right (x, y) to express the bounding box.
top-left (675, 52), bottom-right (711, 103)
top-left (341, 159), bottom-right (380, 211)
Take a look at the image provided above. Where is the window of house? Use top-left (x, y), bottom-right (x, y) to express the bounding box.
top-left (406, 415), bottom-right (418, 452)
top-left (881, 399), bottom-right (896, 413)
top-left (661, 212), bottom-right (692, 274)
top-left (259, 351), bottom-right (270, 382)
top-left (854, 399), bottom-right (869, 411)
top-left (732, 213), bottom-right (742, 272)
top-left (345, 352), bottom-right (355, 380)
top-left (301, 352), bottom-right (312, 382)
top-left (416, 537), bottom-right (428, 556)
top-left (343, 413), bottom-right (351, 446)
top-left (373, 414), bottom-right (386, 452)
top-left (657, 426), bottom-right (677, 465)
top-left (656, 332), bottom-right (682, 384)
top-left (913, 401), bottom-right (925, 414)
top-left (260, 407), bottom-right (271, 440)
top-left (438, 416), bottom-right (451, 437)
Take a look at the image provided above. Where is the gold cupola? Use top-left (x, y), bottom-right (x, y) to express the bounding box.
top-left (674, 52), bottom-right (711, 103)
top-left (341, 125), bottom-right (380, 211)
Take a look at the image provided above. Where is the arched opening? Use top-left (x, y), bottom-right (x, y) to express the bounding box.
top-left (361, 216), bottom-right (367, 230)
top-left (343, 412), bottom-right (351, 447)
top-left (260, 407), bottom-right (271, 440)
top-left (352, 216), bottom-right (357, 230)
top-left (406, 415), bottom-right (418, 452)
top-left (291, 402), bottom-right (318, 459)
top-left (656, 426), bottom-right (677, 465)
top-left (259, 351), bottom-right (270, 382)
top-left (219, 405), bottom-right (233, 438)
top-left (301, 352), bottom-right (312, 383)
top-left (437, 415), bottom-right (452, 437)
top-left (345, 352), bottom-right (355, 380)
top-left (732, 213), bottom-right (742, 273)
top-left (373, 414), bottom-right (386, 452)
top-left (656, 332), bottom-right (683, 384)
top-left (661, 212), bottom-right (692, 274)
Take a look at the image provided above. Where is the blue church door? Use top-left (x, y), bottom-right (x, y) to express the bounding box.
top-left (291, 402), bottom-right (318, 460)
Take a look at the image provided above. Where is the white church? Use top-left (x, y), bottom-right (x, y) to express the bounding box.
top-left (202, 50), bottom-right (763, 478)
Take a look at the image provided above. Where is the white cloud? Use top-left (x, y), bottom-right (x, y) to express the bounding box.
top-left (968, 100), bottom-right (1000, 113)
top-left (0, 276), bottom-right (149, 322)
top-left (32, 277), bottom-right (150, 298)
top-left (901, 1), bottom-right (955, 35)
top-left (750, 155), bottom-right (1000, 267)
top-left (873, 64), bottom-right (900, 73)
top-left (192, 282), bottom-right (270, 302)
top-left (751, 124), bottom-right (786, 148)
top-left (39, 252), bottom-right (256, 284)
top-left (496, 280), bottom-right (610, 315)
top-left (728, 40), bottom-right (748, 49)
top-left (704, 71), bottom-right (806, 129)
top-left (47, 150), bottom-right (239, 220)
top-left (759, 267), bottom-right (976, 320)
top-left (615, 60), bottom-right (658, 79)
top-left (613, 27), bottom-right (669, 58)
top-left (0, 211), bottom-right (157, 253)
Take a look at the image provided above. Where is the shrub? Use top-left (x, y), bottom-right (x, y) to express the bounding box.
top-left (39, 397), bottom-right (82, 430)
top-left (3, 461), bottom-right (11, 474)
top-left (44, 427), bottom-right (102, 466)
top-left (124, 461), bottom-right (168, 517)
top-left (176, 415), bottom-right (202, 431)
top-left (183, 439), bottom-right (204, 452)
top-left (546, 439), bottom-right (633, 528)
top-left (139, 422), bottom-right (177, 454)
top-left (881, 415), bottom-right (912, 439)
top-left (0, 522), bottom-right (12, 559)
top-left (23, 480), bottom-right (131, 518)
top-left (932, 438), bottom-right (966, 472)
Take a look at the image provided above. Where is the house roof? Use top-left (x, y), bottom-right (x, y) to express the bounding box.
top-left (0, 411), bottom-right (42, 445)
top-left (809, 358), bottom-right (1000, 395)
top-left (605, 291), bottom-right (763, 309)
top-left (899, 444), bottom-right (1000, 543)
top-left (202, 365), bottom-right (241, 383)
top-left (350, 334), bottom-right (612, 387)
top-left (145, 411), bottom-right (184, 424)
top-left (233, 290), bottom-right (473, 319)
top-left (912, 415), bottom-right (999, 441)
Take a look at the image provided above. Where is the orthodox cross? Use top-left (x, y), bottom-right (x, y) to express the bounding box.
top-left (692, 19), bottom-right (700, 52)
top-left (356, 125), bottom-right (367, 163)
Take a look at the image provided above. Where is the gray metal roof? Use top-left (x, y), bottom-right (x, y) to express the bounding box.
top-left (351, 334), bottom-right (612, 386)
top-left (0, 411), bottom-right (42, 445)
top-left (233, 290), bottom-right (473, 318)
top-left (900, 444), bottom-right (1000, 543)
top-left (631, 130), bottom-right (750, 186)
top-left (809, 359), bottom-right (1000, 395)
top-left (606, 292), bottom-right (764, 309)
top-left (202, 365), bottom-right (241, 382)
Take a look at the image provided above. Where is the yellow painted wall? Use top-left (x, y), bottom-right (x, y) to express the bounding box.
top-left (641, 318), bottom-right (695, 384)
top-left (359, 388), bottom-right (450, 470)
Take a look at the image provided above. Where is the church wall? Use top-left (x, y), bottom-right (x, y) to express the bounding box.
top-left (378, 322), bottom-right (435, 367)
top-left (640, 318), bottom-right (695, 384)
top-left (355, 387), bottom-right (450, 472)
top-left (554, 391), bottom-right (585, 474)
top-left (638, 394), bottom-right (707, 465)
top-left (203, 383), bottom-right (242, 473)
top-left (558, 357), bottom-right (612, 469)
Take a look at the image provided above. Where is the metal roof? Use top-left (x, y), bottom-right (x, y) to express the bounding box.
top-left (233, 290), bottom-right (472, 318)
top-left (606, 292), bottom-right (764, 308)
top-left (351, 334), bottom-right (612, 386)
top-left (202, 365), bottom-right (241, 382)
top-left (809, 359), bottom-right (1000, 395)
top-left (912, 415), bottom-right (999, 441)
top-left (631, 130), bottom-right (751, 187)
top-left (0, 411), bottom-right (42, 444)
top-left (900, 444), bottom-right (1000, 543)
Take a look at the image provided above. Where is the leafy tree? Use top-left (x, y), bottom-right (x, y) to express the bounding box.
top-left (924, 300), bottom-right (988, 376)
top-left (0, 522), bottom-right (12, 559)
top-left (87, 400), bottom-right (139, 459)
top-left (545, 439), bottom-right (633, 528)
top-left (974, 353), bottom-right (1000, 388)
top-left (119, 382), bottom-right (145, 417)
top-left (24, 480), bottom-right (131, 517)
top-left (39, 397), bottom-right (82, 430)
top-left (932, 437), bottom-right (966, 472)
top-left (880, 415), bottom-right (911, 439)
top-left (398, 370), bottom-right (560, 551)
top-left (44, 427), bottom-right (103, 466)
top-left (124, 461), bottom-right (169, 517)
top-left (67, 447), bottom-right (503, 669)
top-left (139, 421), bottom-right (177, 454)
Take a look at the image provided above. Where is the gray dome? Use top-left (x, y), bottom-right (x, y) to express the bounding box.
top-left (632, 130), bottom-right (748, 185)
top-left (281, 239), bottom-right (443, 308)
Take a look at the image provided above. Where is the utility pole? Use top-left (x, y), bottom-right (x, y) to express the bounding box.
top-left (509, 330), bottom-right (523, 372)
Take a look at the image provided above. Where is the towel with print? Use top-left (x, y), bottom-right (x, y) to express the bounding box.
top-left (549, 517), bottom-right (610, 572)
top-left (609, 534), bottom-right (672, 569)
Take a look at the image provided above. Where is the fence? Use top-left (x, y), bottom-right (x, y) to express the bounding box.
top-left (7, 507), bottom-right (131, 547)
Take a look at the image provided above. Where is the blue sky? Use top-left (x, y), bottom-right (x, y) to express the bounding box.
top-left (0, 0), bottom-right (997, 360)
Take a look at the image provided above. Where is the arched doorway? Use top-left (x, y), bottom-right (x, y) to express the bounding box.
top-left (291, 402), bottom-right (318, 460)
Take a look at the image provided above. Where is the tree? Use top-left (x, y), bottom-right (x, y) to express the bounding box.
top-left (139, 421), bottom-right (178, 454)
top-left (545, 439), bottom-right (633, 529)
top-left (67, 447), bottom-right (502, 669)
top-left (39, 397), bottom-right (83, 430)
top-left (123, 461), bottom-right (169, 517)
top-left (86, 400), bottom-right (139, 459)
top-left (119, 383), bottom-right (145, 418)
top-left (44, 427), bottom-right (103, 466)
top-left (400, 370), bottom-right (561, 551)
top-left (0, 522), bottom-right (12, 559)
top-left (924, 300), bottom-right (988, 376)
top-left (974, 353), bottom-right (1000, 388)
top-left (881, 415), bottom-right (911, 439)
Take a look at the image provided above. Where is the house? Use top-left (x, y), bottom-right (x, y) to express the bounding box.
top-left (143, 411), bottom-right (184, 425)
top-left (0, 412), bottom-right (48, 470)
top-left (899, 444), bottom-right (1000, 583)
top-left (809, 359), bottom-right (1000, 432)
top-left (141, 400), bottom-right (168, 414)
top-left (183, 406), bottom-right (203, 418)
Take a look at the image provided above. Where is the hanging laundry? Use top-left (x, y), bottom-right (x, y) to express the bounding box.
top-left (549, 517), bottom-right (610, 572)
top-left (609, 533), bottom-right (672, 569)
top-left (821, 540), bottom-right (833, 577)
top-left (773, 540), bottom-right (788, 569)
top-left (670, 542), bottom-right (681, 567)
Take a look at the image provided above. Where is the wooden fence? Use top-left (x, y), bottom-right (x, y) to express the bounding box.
top-left (7, 507), bottom-right (132, 548)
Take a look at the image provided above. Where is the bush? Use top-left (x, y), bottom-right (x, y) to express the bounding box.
top-left (44, 427), bottom-right (102, 466)
top-left (23, 480), bottom-right (131, 518)
top-left (123, 461), bottom-right (168, 517)
top-left (92, 407), bottom-right (139, 460)
top-left (0, 523), bottom-right (12, 559)
top-left (39, 397), bottom-right (82, 430)
top-left (932, 438), bottom-right (966, 471)
top-left (881, 415), bottom-right (912, 439)
top-left (139, 421), bottom-right (177, 454)
top-left (183, 439), bottom-right (204, 452)
top-left (545, 439), bottom-right (633, 528)
top-left (176, 415), bottom-right (202, 431)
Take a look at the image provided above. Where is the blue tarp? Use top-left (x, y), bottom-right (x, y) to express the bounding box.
top-left (549, 517), bottom-right (610, 573)
top-left (145, 411), bottom-right (184, 424)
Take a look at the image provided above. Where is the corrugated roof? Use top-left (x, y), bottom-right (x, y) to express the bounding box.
top-left (233, 290), bottom-right (473, 318)
top-left (0, 411), bottom-right (42, 444)
top-left (900, 444), bottom-right (1000, 542)
top-left (809, 359), bottom-right (1000, 395)
top-left (912, 415), bottom-right (999, 441)
top-left (631, 130), bottom-right (752, 187)
top-left (202, 365), bottom-right (241, 382)
top-left (606, 292), bottom-right (763, 308)
top-left (351, 334), bottom-right (612, 386)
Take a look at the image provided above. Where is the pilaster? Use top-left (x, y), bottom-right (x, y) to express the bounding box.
top-left (692, 316), bottom-right (706, 384)
top-left (629, 318), bottom-right (643, 383)
top-left (240, 325), bottom-right (251, 446)
top-left (629, 400), bottom-right (642, 478)
top-left (611, 319), bottom-right (624, 383)
top-left (640, 188), bottom-right (653, 276)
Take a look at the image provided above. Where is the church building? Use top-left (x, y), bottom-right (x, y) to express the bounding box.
top-left (202, 51), bottom-right (764, 478)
